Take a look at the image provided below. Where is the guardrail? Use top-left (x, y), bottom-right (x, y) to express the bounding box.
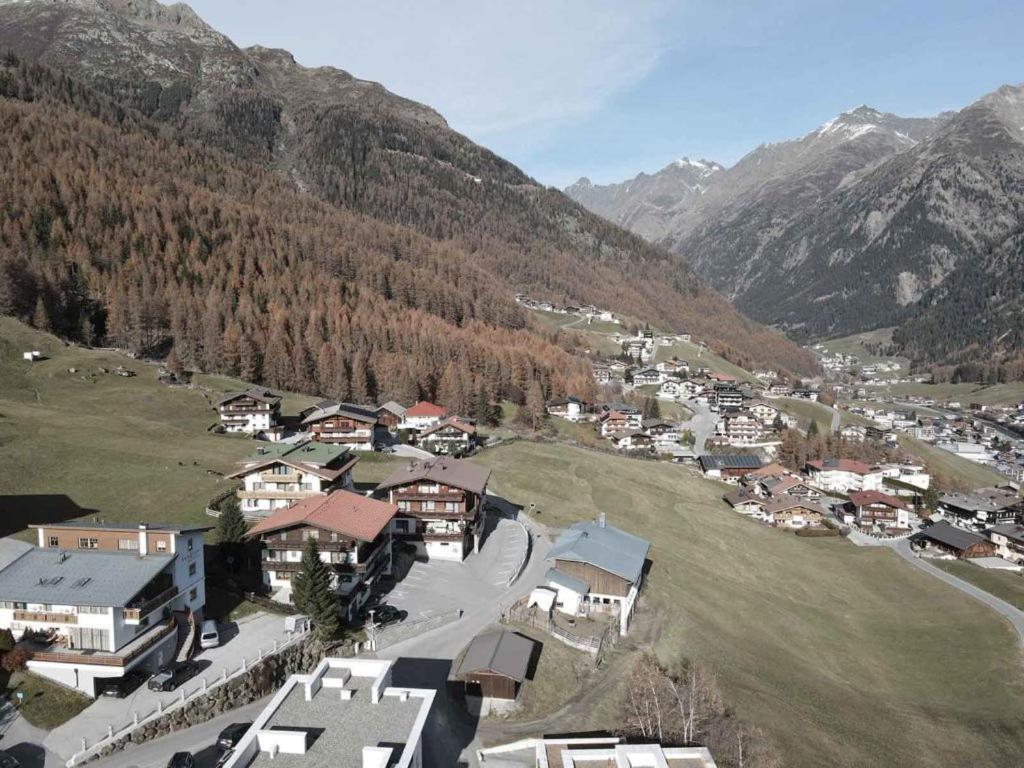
top-left (65, 626), bottom-right (311, 767)
top-left (506, 520), bottom-right (531, 588)
top-left (369, 608), bottom-right (463, 651)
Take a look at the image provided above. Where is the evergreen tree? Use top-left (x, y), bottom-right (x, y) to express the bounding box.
top-left (216, 497), bottom-right (248, 544)
top-left (292, 538), bottom-right (340, 640)
top-left (642, 397), bottom-right (661, 420)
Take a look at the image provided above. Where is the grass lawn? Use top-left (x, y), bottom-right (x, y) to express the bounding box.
top-left (775, 396), bottom-right (834, 432)
top-left (653, 340), bottom-right (755, 383)
top-left (898, 435), bottom-right (1006, 488)
top-left (475, 441), bottom-right (1024, 768)
top-left (931, 561), bottom-right (1024, 611)
top-left (4, 670), bottom-right (91, 728)
top-left (490, 623), bottom-right (594, 721)
top-left (875, 381), bottom-right (1024, 407)
top-left (816, 329), bottom-right (911, 380)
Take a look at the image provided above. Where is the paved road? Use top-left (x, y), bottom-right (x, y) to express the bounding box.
top-left (0, 704), bottom-right (64, 768)
top-left (45, 613), bottom-right (295, 761)
top-left (390, 443), bottom-right (434, 460)
top-left (678, 400), bottom-right (717, 453)
top-left (890, 539), bottom-right (1024, 644)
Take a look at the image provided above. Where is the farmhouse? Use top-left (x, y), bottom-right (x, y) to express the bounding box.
top-left (377, 457), bottom-right (491, 561)
top-left (748, 400), bottom-right (780, 425)
top-left (418, 417), bottom-right (478, 456)
top-left (453, 629), bottom-right (537, 714)
top-left (0, 522), bottom-right (209, 696)
top-left (723, 488), bottom-right (769, 518)
top-left (658, 379), bottom-right (683, 400)
top-left (698, 454), bottom-right (763, 481)
top-left (806, 458), bottom-right (884, 493)
top-left (400, 400), bottom-right (449, 432)
top-left (761, 475), bottom-right (821, 501)
top-left (546, 516), bottom-right (650, 635)
top-left (245, 491), bottom-right (397, 621)
top-left (216, 387), bottom-right (281, 436)
top-left (301, 401), bottom-right (380, 450)
top-left (642, 418), bottom-right (680, 448)
top-left (229, 441), bottom-right (358, 518)
top-left (845, 491), bottom-right (911, 530)
top-left (765, 495), bottom-right (827, 528)
top-left (912, 521), bottom-right (996, 559)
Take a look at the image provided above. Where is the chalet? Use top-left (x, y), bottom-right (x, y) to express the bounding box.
top-left (0, 522), bottom-right (209, 696)
top-left (400, 401), bottom-right (449, 432)
top-left (228, 441), bottom-right (358, 518)
top-left (375, 401), bottom-right (406, 432)
top-left (592, 366), bottom-right (611, 384)
top-left (713, 385), bottom-right (744, 410)
top-left (607, 361), bottom-right (630, 377)
top-left (748, 401), bottom-right (780, 426)
top-left (805, 458), bottom-right (884, 493)
top-left (912, 521), bottom-right (996, 559)
top-left (793, 388), bottom-right (820, 401)
top-left (845, 490), bottom-right (910, 530)
top-left (658, 379), bottom-right (683, 400)
top-left (715, 413), bottom-right (762, 445)
top-left (545, 516), bottom-right (650, 635)
top-left (547, 396), bottom-right (588, 422)
top-left (216, 387), bottom-right (281, 436)
top-left (676, 379), bottom-right (704, 399)
top-left (245, 491), bottom-right (397, 621)
top-left (632, 368), bottom-right (662, 387)
top-left (698, 454), bottom-right (763, 481)
top-left (723, 488), bottom-right (769, 519)
top-left (761, 475), bottom-right (821, 501)
top-left (376, 457), bottom-right (491, 561)
top-left (767, 383), bottom-right (793, 397)
top-left (642, 418), bottom-right (680, 447)
top-left (937, 489), bottom-right (1020, 526)
top-left (599, 410), bottom-right (642, 438)
top-left (453, 629), bottom-right (536, 714)
top-left (608, 430), bottom-right (654, 452)
top-left (765, 495), bottom-right (827, 528)
top-left (840, 424), bottom-right (867, 442)
top-left (418, 417), bottom-right (478, 456)
top-left (301, 402), bottom-right (380, 450)
top-left (987, 524), bottom-right (1024, 563)
top-left (656, 359), bottom-right (688, 374)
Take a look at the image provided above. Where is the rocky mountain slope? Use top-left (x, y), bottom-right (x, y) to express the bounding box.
top-left (0, 0), bottom-right (818, 377)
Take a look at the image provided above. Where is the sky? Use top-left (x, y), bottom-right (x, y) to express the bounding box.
top-left (188, 0), bottom-right (1024, 187)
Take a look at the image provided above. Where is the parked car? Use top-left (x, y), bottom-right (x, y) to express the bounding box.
top-left (217, 721), bottom-right (253, 750)
top-left (0, 751), bottom-right (21, 768)
top-left (167, 753), bottom-right (194, 768)
top-left (371, 604), bottom-right (407, 627)
top-left (98, 671), bottom-right (146, 698)
top-left (148, 662), bottom-right (198, 692)
top-left (199, 619), bottom-right (220, 650)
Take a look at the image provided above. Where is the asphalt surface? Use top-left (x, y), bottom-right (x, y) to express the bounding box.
top-left (678, 399), bottom-right (717, 453)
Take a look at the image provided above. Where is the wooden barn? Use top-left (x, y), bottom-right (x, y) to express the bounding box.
top-left (454, 630), bottom-right (536, 708)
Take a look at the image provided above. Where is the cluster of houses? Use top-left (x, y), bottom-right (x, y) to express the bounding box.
top-left (547, 397), bottom-right (692, 457)
top-left (215, 388), bottom-right (481, 457)
top-left (513, 293), bottom-right (619, 325)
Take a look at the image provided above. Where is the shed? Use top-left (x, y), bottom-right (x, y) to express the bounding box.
top-left (454, 630), bottom-right (537, 702)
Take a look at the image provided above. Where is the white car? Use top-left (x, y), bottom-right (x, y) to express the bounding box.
top-left (199, 619), bottom-right (220, 650)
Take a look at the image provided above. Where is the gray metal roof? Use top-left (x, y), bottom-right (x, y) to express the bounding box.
top-left (455, 630), bottom-right (536, 683)
top-left (545, 567), bottom-right (590, 595)
top-left (377, 457), bottom-right (491, 495)
top-left (913, 522), bottom-right (987, 552)
top-left (301, 401), bottom-right (378, 426)
top-left (0, 548), bottom-right (174, 607)
top-left (0, 539), bottom-right (31, 572)
top-left (698, 454), bottom-right (763, 471)
top-left (548, 521), bottom-right (650, 584)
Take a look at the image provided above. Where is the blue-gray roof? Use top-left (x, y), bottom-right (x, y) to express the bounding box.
top-left (545, 567), bottom-right (590, 595)
top-left (548, 521), bottom-right (650, 584)
top-left (698, 454), bottom-right (763, 471)
top-left (0, 549), bottom-right (175, 608)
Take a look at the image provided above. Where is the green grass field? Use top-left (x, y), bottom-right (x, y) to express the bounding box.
top-left (898, 435), bottom-right (1006, 488)
top-left (475, 441), bottom-right (1024, 768)
top-left (816, 329), bottom-right (911, 380)
top-left (4, 670), bottom-right (91, 728)
top-left (654, 340), bottom-right (756, 383)
top-left (0, 319), bottom-right (397, 540)
top-left (775, 396), bottom-right (834, 432)
top-left (931, 561), bottom-right (1024, 611)
top-left (875, 381), bottom-right (1024, 406)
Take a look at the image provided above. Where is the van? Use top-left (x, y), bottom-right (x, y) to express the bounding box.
top-left (199, 619), bottom-right (220, 650)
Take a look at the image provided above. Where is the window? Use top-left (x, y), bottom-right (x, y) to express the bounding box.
top-left (276, 571), bottom-right (291, 581)
top-left (118, 538), bottom-right (139, 551)
top-left (418, 484), bottom-right (439, 494)
top-left (188, 563), bottom-right (197, 577)
top-left (156, 541), bottom-right (167, 552)
top-left (187, 538), bottom-right (194, 552)
top-left (189, 587), bottom-right (198, 601)
top-left (445, 502), bottom-right (457, 512)
top-left (272, 465), bottom-right (290, 475)
top-left (47, 536), bottom-right (59, 548)
top-left (68, 627), bottom-right (110, 652)
top-left (423, 500), bottom-right (435, 512)
top-left (395, 519), bottom-right (409, 532)
top-left (397, 501), bottom-right (410, 512)
top-left (330, 532), bottom-right (338, 542)
top-left (78, 605), bottom-right (107, 615)
top-left (0, 601), bottom-right (12, 610)
top-left (78, 537), bottom-right (98, 549)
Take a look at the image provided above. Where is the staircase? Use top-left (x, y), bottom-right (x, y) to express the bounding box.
top-left (173, 609), bottom-right (197, 663)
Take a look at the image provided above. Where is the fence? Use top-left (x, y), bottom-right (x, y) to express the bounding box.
top-left (505, 520), bottom-right (531, 588)
top-left (65, 626), bottom-right (311, 767)
top-left (503, 598), bottom-right (609, 656)
top-left (204, 483), bottom-right (242, 518)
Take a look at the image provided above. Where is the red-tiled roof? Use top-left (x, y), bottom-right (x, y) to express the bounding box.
top-left (419, 418), bottom-right (477, 438)
top-left (245, 491), bottom-right (397, 542)
top-left (405, 401), bottom-right (448, 418)
top-left (807, 458), bottom-right (875, 475)
top-left (848, 491), bottom-right (908, 510)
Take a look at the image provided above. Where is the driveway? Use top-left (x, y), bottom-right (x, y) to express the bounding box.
top-left (678, 400), bottom-right (717, 453)
top-left (44, 612), bottom-right (295, 761)
top-left (390, 444), bottom-right (434, 460)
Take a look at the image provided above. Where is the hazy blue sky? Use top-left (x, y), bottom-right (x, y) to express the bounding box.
top-left (189, 0), bottom-right (1024, 187)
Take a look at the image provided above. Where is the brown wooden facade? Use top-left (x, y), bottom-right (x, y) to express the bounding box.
top-left (553, 559), bottom-right (630, 597)
top-left (38, 526), bottom-right (175, 554)
top-left (459, 670), bottom-right (519, 700)
top-left (307, 415), bottom-right (376, 444)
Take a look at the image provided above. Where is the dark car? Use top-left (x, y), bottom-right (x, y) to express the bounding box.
top-left (0, 751), bottom-right (21, 768)
top-left (99, 671), bottom-right (146, 698)
top-left (217, 721), bottom-right (253, 749)
top-left (167, 753), bottom-right (194, 768)
top-left (372, 604), bottom-right (407, 626)
top-left (147, 662), bottom-right (198, 692)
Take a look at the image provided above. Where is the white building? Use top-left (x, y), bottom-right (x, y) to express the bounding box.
top-left (478, 737), bottom-right (717, 768)
top-left (216, 387), bottom-right (281, 435)
top-left (0, 522), bottom-right (208, 696)
top-left (658, 379), bottom-right (683, 400)
top-left (399, 401), bottom-right (449, 432)
top-left (547, 396), bottom-right (588, 422)
top-left (805, 458), bottom-right (884, 493)
top-left (221, 657), bottom-right (435, 768)
top-left (716, 413), bottom-right (762, 445)
top-left (228, 441), bottom-right (358, 518)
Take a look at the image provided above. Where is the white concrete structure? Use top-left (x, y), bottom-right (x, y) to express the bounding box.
top-left (478, 736), bottom-right (717, 768)
top-left (216, 387), bottom-right (281, 435)
top-left (806, 458), bottom-right (884, 493)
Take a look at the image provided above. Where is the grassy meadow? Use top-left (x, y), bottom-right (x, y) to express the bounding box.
top-left (931, 561), bottom-right (1024, 612)
top-left (475, 440), bottom-right (1024, 768)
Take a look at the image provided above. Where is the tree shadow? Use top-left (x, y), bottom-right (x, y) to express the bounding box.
top-left (0, 494), bottom-right (99, 538)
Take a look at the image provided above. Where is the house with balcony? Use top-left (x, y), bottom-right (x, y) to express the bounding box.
top-left (987, 523), bottom-right (1024, 563)
top-left (547, 396), bottom-right (588, 422)
top-left (376, 458), bottom-right (492, 561)
top-left (399, 401), bottom-right (449, 432)
top-left (246, 492), bottom-right (397, 622)
top-left (228, 441), bottom-right (359, 519)
top-left (375, 401), bottom-right (406, 432)
top-left (418, 418), bottom-right (478, 456)
top-left (599, 409), bottom-right (642, 438)
top-left (0, 522), bottom-right (208, 696)
top-left (805, 458), bottom-right (884, 493)
top-left (842, 491), bottom-right (911, 531)
top-left (301, 402), bottom-right (381, 450)
top-left (937, 488), bottom-right (1021, 527)
top-left (764, 496), bottom-right (827, 528)
top-left (715, 413), bottom-right (762, 445)
top-left (216, 387), bottom-right (282, 436)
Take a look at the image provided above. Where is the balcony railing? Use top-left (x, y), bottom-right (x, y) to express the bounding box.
top-left (238, 489), bottom-right (323, 500)
top-left (27, 619), bottom-right (176, 667)
top-left (393, 489), bottom-right (466, 502)
top-left (259, 471), bottom-right (301, 483)
top-left (123, 585), bottom-right (178, 623)
top-left (13, 610), bottom-right (78, 625)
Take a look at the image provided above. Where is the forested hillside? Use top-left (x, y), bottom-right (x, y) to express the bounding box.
top-left (0, 0), bottom-right (818, 378)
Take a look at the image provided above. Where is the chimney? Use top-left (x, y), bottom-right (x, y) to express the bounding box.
top-left (597, 512), bottom-right (606, 529)
top-left (363, 747), bottom-right (394, 768)
top-left (138, 524), bottom-right (149, 556)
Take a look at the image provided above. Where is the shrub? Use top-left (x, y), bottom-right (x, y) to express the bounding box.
top-left (1, 645), bottom-right (31, 673)
top-left (795, 526), bottom-right (840, 538)
top-left (0, 628), bottom-right (14, 653)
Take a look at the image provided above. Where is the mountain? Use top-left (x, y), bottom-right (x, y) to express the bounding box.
top-left (565, 158), bottom-right (723, 241)
top-left (0, 0), bottom-right (818, 379)
top-left (568, 97), bottom-right (1024, 376)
